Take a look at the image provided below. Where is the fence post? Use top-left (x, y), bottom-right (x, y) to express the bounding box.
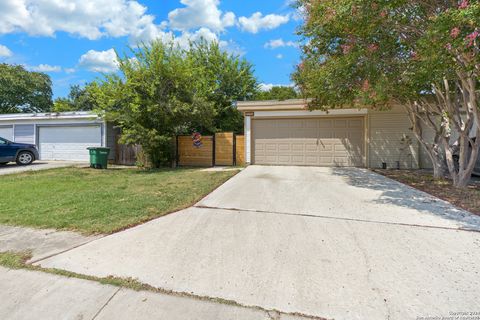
top-left (233, 133), bottom-right (237, 166)
top-left (175, 135), bottom-right (179, 167)
top-left (212, 134), bottom-right (216, 167)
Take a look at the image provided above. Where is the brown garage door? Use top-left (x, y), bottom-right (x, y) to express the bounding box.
top-left (253, 117), bottom-right (365, 166)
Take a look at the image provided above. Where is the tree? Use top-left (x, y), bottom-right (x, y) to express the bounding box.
top-left (187, 41), bottom-right (257, 133)
top-left (53, 84), bottom-right (96, 112)
top-left (418, 1), bottom-right (480, 187)
top-left (252, 86), bottom-right (299, 100)
top-left (293, 0), bottom-right (479, 187)
top-left (89, 40), bottom-right (256, 167)
top-left (0, 63), bottom-right (53, 113)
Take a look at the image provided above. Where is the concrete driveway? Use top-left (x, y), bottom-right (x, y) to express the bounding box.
top-left (37, 166), bottom-right (480, 320)
top-left (0, 161), bottom-right (86, 175)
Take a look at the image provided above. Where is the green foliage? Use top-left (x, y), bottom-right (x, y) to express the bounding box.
top-left (186, 41), bottom-right (257, 132)
top-left (292, 0), bottom-right (468, 109)
top-left (252, 86), bottom-right (299, 101)
top-left (90, 40), bottom-right (257, 167)
top-left (0, 63), bottom-right (53, 113)
top-left (53, 84), bottom-right (96, 112)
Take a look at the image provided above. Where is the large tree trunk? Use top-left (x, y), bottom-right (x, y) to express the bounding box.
top-left (432, 74), bottom-right (480, 188)
top-left (404, 102), bottom-right (448, 179)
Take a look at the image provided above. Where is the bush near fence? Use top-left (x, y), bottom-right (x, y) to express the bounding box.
top-left (114, 132), bottom-right (245, 167)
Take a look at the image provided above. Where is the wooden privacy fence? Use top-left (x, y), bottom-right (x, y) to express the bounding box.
top-left (177, 132), bottom-right (245, 167)
top-left (115, 136), bottom-right (142, 165)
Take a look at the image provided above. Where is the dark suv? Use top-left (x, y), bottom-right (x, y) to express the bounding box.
top-left (0, 137), bottom-right (39, 165)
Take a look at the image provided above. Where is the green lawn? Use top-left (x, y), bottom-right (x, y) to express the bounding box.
top-left (0, 167), bottom-right (237, 234)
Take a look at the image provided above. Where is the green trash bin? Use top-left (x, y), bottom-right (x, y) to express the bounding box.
top-left (87, 147), bottom-right (110, 169)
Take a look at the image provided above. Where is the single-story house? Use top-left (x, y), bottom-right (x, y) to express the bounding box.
top-left (237, 99), bottom-right (432, 169)
top-left (0, 112), bottom-right (116, 161)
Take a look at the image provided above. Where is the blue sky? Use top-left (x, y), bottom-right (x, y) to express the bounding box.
top-left (0, 0), bottom-right (301, 98)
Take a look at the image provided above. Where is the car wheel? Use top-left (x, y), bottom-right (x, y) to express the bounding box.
top-left (16, 151), bottom-right (34, 165)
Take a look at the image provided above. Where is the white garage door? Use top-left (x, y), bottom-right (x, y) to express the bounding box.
top-left (0, 126), bottom-right (13, 141)
top-left (253, 117), bottom-right (365, 167)
top-left (39, 126), bottom-right (102, 161)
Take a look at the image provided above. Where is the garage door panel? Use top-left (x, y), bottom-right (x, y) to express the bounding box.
top-left (289, 120), bottom-right (304, 128)
top-left (349, 119), bottom-right (363, 128)
top-left (291, 155), bottom-right (305, 163)
top-left (319, 120), bottom-right (333, 128)
top-left (265, 144), bottom-right (278, 152)
top-left (0, 126), bottom-right (13, 141)
top-left (305, 144), bottom-right (317, 152)
top-left (334, 157), bottom-right (349, 165)
top-left (318, 131), bottom-right (334, 139)
top-left (39, 126), bottom-right (101, 161)
top-left (334, 119), bottom-right (347, 128)
top-left (318, 142), bottom-right (333, 151)
top-left (253, 117), bottom-right (365, 167)
top-left (334, 144), bottom-right (347, 152)
top-left (319, 156), bottom-right (334, 164)
top-left (305, 119), bottom-right (319, 128)
top-left (278, 155), bottom-right (291, 163)
top-left (334, 131), bottom-right (349, 139)
top-left (305, 155), bottom-right (318, 165)
top-left (290, 144), bottom-right (305, 152)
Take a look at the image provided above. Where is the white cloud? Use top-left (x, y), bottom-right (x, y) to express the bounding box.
top-left (264, 38), bottom-right (297, 49)
top-left (171, 27), bottom-right (219, 49)
top-left (238, 12), bottom-right (290, 34)
top-left (30, 64), bottom-right (62, 72)
top-left (0, 0), bottom-right (163, 41)
top-left (276, 54), bottom-right (283, 59)
top-left (0, 44), bottom-right (12, 57)
top-left (219, 39), bottom-right (245, 56)
top-left (222, 12), bottom-right (236, 28)
top-left (259, 83), bottom-right (294, 91)
top-left (79, 49), bottom-right (119, 72)
top-left (64, 68), bottom-right (76, 74)
top-left (168, 0), bottom-right (235, 32)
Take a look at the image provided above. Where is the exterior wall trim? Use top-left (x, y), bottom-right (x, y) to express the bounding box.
top-left (237, 99), bottom-right (311, 112)
top-left (245, 116), bottom-right (252, 164)
top-left (0, 111), bottom-right (98, 122)
top-left (252, 109), bottom-right (368, 119)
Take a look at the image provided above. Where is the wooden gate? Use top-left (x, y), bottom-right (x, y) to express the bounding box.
top-left (176, 132), bottom-right (245, 167)
top-left (235, 135), bottom-right (245, 166)
top-left (177, 135), bottom-right (214, 166)
top-left (215, 132), bottom-right (234, 165)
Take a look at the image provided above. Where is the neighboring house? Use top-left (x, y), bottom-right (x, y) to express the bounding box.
top-left (237, 99), bottom-right (428, 169)
top-left (0, 112), bottom-right (116, 162)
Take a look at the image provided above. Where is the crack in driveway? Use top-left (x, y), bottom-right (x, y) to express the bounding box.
top-left (194, 205), bottom-right (480, 233)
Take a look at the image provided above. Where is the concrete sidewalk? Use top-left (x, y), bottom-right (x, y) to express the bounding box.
top-left (0, 225), bottom-right (100, 263)
top-left (0, 161), bottom-right (86, 176)
top-left (0, 266), bottom-right (313, 320)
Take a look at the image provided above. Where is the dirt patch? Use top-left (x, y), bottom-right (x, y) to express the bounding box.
top-left (374, 170), bottom-right (480, 216)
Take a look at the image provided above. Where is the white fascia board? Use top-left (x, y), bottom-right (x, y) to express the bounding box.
top-left (0, 112), bottom-right (99, 122)
top-left (0, 118), bottom-right (103, 126)
top-left (253, 109), bottom-right (368, 118)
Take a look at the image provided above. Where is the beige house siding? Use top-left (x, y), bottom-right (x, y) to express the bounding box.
top-left (237, 100), bottom-right (429, 169)
top-left (368, 107), bottom-right (420, 169)
top-left (419, 125), bottom-right (436, 169)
